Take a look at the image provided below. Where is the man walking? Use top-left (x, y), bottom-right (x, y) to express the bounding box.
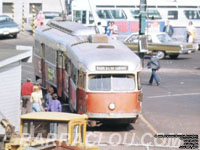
top-left (147, 53), bottom-right (161, 86)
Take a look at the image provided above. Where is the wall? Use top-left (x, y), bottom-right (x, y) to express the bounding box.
top-left (0, 62), bottom-right (21, 134)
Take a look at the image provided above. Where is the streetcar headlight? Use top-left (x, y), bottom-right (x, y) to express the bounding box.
top-left (109, 103), bottom-right (115, 110)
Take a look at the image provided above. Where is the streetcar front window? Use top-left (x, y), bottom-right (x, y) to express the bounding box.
top-left (88, 74), bottom-right (135, 91)
top-left (88, 74), bottom-right (111, 91)
top-left (112, 74), bottom-right (135, 91)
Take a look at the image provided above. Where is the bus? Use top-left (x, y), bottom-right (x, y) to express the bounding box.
top-left (71, 0), bottom-right (200, 42)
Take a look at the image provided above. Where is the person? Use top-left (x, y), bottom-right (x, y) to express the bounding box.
top-left (110, 21), bottom-right (118, 39)
top-left (47, 93), bottom-right (62, 112)
top-left (76, 19), bottom-right (81, 24)
top-left (21, 78), bottom-right (34, 114)
top-left (96, 22), bottom-right (105, 34)
top-left (36, 11), bottom-right (45, 28)
top-left (47, 93), bottom-right (62, 133)
top-left (30, 86), bottom-right (43, 112)
top-left (163, 20), bottom-right (174, 37)
top-left (105, 21), bottom-right (111, 36)
top-left (44, 86), bottom-right (54, 109)
top-left (186, 21), bottom-right (196, 43)
top-left (35, 82), bottom-right (44, 105)
top-left (147, 52), bottom-right (161, 86)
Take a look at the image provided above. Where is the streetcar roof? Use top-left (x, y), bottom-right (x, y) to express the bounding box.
top-left (35, 21), bottom-right (141, 72)
top-left (70, 39), bottom-right (141, 72)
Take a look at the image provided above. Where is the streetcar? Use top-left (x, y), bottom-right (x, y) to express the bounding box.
top-left (34, 20), bottom-right (143, 124)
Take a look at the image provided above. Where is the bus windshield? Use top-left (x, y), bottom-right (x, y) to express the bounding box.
top-left (88, 74), bottom-right (135, 91)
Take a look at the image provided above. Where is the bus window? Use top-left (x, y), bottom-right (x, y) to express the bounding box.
top-left (130, 9), bottom-right (161, 20)
top-left (168, 10), bottom-right (178, 20)
top-left (130, 10), bottom-right (139, 19)
top-left (89, 12), bottom-right (94, 24)
top-left (147, 10), bottom-right (162, 20)
top-left (184, 10), bottom-right (200, 19)
top-left (73, 10), bottom-right (87, 24)
top-left (96, 10), bottom-right (112, 19)
top-left (110, 10), bottom-right (127, 19)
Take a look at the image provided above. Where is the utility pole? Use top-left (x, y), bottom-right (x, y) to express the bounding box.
top-left (138, 0), bottom-right (148, 67)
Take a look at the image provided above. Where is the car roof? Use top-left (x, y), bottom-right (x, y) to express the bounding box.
top-left (21, 112), bottom-right (88, 121)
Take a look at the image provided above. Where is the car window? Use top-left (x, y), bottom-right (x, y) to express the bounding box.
top-left (126, 34), bottom-right (138, 43)
top-left (0, 16), bottom-right (12, 23)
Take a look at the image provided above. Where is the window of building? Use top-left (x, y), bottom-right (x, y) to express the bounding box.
top-left (168, 11), bottom-right (178, 20)
top-left (3, 3), bottom-right (13, 13)
top-left (29, 3), bottom-right (42, 14)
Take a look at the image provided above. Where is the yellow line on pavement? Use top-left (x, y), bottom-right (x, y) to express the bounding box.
top-left (140, 114), bottom-right (165, 144)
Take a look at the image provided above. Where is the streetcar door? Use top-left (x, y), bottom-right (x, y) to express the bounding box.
top-left (41, 44), bottom-right (46, 86)
top-left (77, 72), bottom-right (87, 114)
top-left (57, 51), bottom-right (64, 98)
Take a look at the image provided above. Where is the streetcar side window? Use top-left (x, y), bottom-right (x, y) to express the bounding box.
top-left (45, 45), bottom-right (56, 64)
top-left (137, 72), bottom-right (142, 90)
top-left (65, 56), bottom-right (71, 75)
top-left (34, 40), bottom-right (41, 56)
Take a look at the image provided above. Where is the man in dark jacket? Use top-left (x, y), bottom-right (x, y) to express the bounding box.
top-left (147, 53), bottom-right (161, 86)
top-left (163, 20), bottom-right (174, 37)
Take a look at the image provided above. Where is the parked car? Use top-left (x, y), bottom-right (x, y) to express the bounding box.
top-left (0, 15), bottom-right (20, 38)
top-left (124, 32), bottom-right (198, 59)
top-left (43, 11), bottom-right (61, 25)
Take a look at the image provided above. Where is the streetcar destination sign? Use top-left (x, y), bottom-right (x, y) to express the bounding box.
top-left (96, 66), bottom-right (128, 71)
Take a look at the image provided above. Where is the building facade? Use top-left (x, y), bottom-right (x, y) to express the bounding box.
top-left (0, 0), bottom-right (65, 28)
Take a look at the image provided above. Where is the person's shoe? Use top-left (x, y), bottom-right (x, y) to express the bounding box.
top-left (149, 82), bottom-right (152, 85)
top-left (156, 82), bottom-right (160, 86)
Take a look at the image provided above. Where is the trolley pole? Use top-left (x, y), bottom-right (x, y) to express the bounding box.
top-left (12, 3), bottom-right (14, 20)
top-left (138, 0), bottom-right (147, 67)
top-left (21, 3), bottom-right (25, 35)
top-left (32, 5), bottom-right (36, 36)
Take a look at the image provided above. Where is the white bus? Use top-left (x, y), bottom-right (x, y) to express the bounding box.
top-left (71, 0), bottom-right (200, 42)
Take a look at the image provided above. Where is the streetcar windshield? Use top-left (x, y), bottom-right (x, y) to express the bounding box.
top-left (88, 74), bottom-right (135, 91)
